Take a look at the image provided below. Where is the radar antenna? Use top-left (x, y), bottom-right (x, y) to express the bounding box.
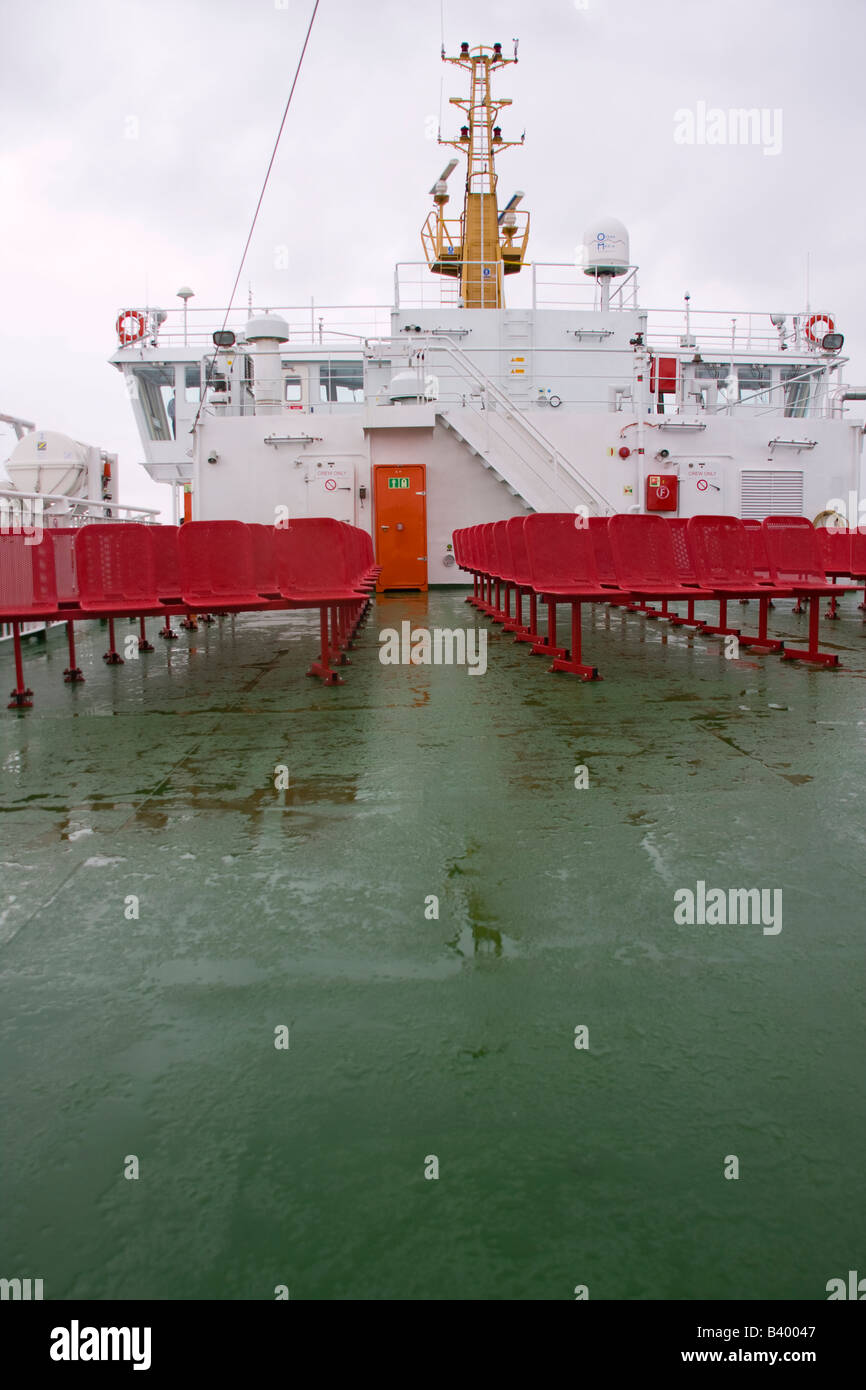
top-left (420, 42), bottom-right (529, 309)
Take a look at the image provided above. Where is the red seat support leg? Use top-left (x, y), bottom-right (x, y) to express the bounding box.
top-left (549, 601), bottom-right (601, 680)
top-left (531, 599), bottom-right (568, 658)
top-left (700, 597), bottom-right (740, 638)
top-left (7, 622), bottom-right (33, 708)
top-left (781, 595), bottom-right (840, 666)
top-left (64, 620), bottom-right (84, 683)
top-left (103, 617), bottom-right (124, 664)
top-left (138, 615), bottom-right (154, 652)
top-left (739, 594), bottom-right (784, 652)
top-left (307, 606), bottom-right (344, 684)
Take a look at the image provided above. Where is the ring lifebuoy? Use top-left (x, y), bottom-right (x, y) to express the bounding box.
top-left (805, 313), bottom-right (834, 345)
top-left (116, 309), bottom-right (147, 345)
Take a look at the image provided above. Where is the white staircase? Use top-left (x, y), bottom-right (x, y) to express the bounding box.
top-left (431, 338), bottom-right (613, 515)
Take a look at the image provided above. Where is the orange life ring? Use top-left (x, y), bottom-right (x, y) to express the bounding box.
top-left (805, 313), bottom-right (834, 345)
top-left (116, 309), bottom-right (147, 345)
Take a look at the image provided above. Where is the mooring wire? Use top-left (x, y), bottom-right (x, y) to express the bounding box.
top-left (192, 0), bottom-right (322, 432)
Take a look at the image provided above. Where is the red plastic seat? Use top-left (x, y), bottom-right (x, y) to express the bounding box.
top-left (504, 516), bottom-right (538, 641)
top-left (608, 515), bottom-right (708, 600)
top-left (687, 516), bottom-right (781, 597)
top-left (761, 516), bottom-right (857, 665)
top-left (761, 516), bottom-right (852, 595)
top-left (523, 512), bottom-right (615, 679)
top-left (75, 523), bottom-right (161, 615)
top-left (816, 525), bottom-right (852, 578)
top-left (1, 533), bottom-right (60, 707)
top-left (687, 515), bottom-right (791, 650)
top-left (274, 518), bottom-right (367, 604)
top-left (274, 518), bottom-right (369, 685)
top-left (0, 533), bottom-right (58, 621)
top-left (177, 521), bottom-right (264, 611)
top-left (851, 527), bottom-right (866, 579)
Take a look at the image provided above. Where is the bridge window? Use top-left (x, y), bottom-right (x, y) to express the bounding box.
top-left (184, 364), bottom-right (201, 405)
top-left (737, 363), bottom-right (772, 405)
top-left (131, 365), bottom-right (174, 441)
top-left (319, 362), bottom-right (364, 403)
top-left (694, 362), bottom-right (734, 408)
top-left (782, 365), bottom-right (812, 418)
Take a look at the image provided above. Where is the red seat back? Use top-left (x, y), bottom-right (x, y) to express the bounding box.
top-left (75, 524), bottom-right (157, 611)
top-left (587, 517), bottom-right (617, 584)
top-left (177, 521), bottom-right (257, 604)
top-left (0, 533), bottom-right (58, 618)
top-left (467, 526), bottom-right (481, 571)
top-left (251, 524), bottom-right (280, 595)
top-left (505, 517), bottom-right (531, 586)
top-left (274, 517), bottom-right (354, 598)
top-left (523, 513), bottom-right (603, 591)
top-left (851, 526), bottom-right (866, 578)
top-left (608, 514), bottom-right (680, 589)
top-left (492, 520), bottom-right (514, 581)
top-left (149, 525), bottom-right (182, 600)
top-left (665, 518), bottom-right (699, 584)
top-left (452, 528), bottom-right (465, 569)
top-left (46, 527), bottom-right (79, 604)
top-left (816, 525), bottom-right (852, 576)
top-left (761, 516), bottom-right (825, 585)
top-left (479, 523), bottom-right (496, 576)
top-left (686, 515), bottom-right (759, 587)
top-left (342, 525), bottom-right (373, 586)
top-left (742, 518), bottom-right (771, 581)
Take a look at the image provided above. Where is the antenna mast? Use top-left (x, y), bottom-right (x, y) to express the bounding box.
top-left (421, 41), bottom-right (529, 309)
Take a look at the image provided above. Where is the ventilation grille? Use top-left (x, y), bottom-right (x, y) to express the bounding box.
top-left (740, 470), bottom-right (804, 520)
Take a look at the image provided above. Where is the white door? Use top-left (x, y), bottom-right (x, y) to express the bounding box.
top-left (305, 459), bottom-right (356, 523)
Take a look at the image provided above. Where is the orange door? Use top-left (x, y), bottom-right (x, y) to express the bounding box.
top-left (374, 464), bottom-right (427, 591)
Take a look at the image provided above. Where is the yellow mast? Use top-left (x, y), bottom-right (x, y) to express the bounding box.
top-left (421, 41), bottom-right (529, 309)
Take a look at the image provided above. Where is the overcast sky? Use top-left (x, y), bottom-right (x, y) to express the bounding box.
top-left (2, 0), bottom-right (864, 516)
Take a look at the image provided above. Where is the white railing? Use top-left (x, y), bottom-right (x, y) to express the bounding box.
top-left (644, 306), bottom-right (836, 358)
top-left (531, 263), bottom-right (640, 311)
top-left (115, 303), bottom-right (393, 351)
top-left (0, 489), bottom-right (160, 526)
top-left (0, 619), bottom-right (64, 644)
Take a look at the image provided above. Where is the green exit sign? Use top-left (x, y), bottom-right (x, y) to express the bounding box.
top-left (388, 477), bottom-right (410, 489)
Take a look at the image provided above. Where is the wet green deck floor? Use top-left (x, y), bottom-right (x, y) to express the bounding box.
top-left (1, 592), bottom-right (864, 1300)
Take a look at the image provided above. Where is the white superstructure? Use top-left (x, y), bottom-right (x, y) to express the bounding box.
top-left (108, 42), bottom-right (866, 589)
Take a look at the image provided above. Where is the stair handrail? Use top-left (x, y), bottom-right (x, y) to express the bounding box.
top-left (419, 334), bottom-right (613, 514)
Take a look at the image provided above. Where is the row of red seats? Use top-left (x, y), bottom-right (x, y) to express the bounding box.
top-left (1, 518), bottom-right (378, 707)
top-left (452, 514), bottom-right (856, 681)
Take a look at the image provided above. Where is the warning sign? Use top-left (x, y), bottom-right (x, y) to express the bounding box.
top-left (324, 478), bottom-right (337, 491)
top-left (696, 479), bottom-right (708, 492)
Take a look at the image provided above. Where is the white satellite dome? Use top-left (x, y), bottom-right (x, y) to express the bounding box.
top-left (582, 217), bottom-right (630, 277)
top-left (244, 313), bottom-right (290, 343)
top-left (388, 370), bottom-right (436, 403)
top-left (4, 430), bottom-right (88, 497)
